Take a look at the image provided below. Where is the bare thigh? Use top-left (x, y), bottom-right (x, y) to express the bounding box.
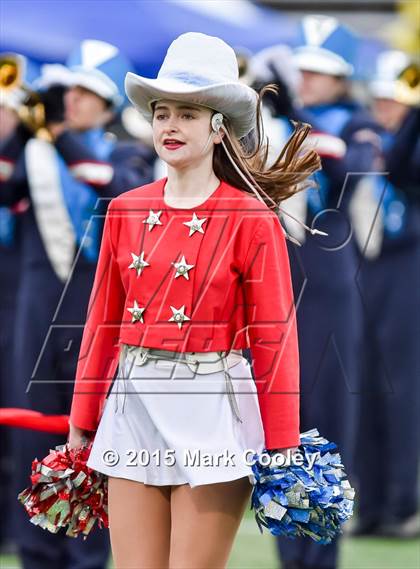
top-left (169, 476), bottom-right (252, 569)
top-left (108, 476), bottom-right (172, 569)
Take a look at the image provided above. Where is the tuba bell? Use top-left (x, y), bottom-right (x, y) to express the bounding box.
top-left (0, 53), bottom-right (50, 139)
top-left (395, 61), bottom-right (420, 107)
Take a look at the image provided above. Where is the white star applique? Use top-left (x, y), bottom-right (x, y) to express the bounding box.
top-left (128, 251), bottom-right (150, 277)
top-left (127, 300), bottom-right (145, 323)
top-left (183, 212), bottom-right (207, 236)
top-left (143, 209), bottom-right (163, 231)
top-left (168, 305), bottom-right (191, 329)
top-left (172, 255), bottom-right (195, 280)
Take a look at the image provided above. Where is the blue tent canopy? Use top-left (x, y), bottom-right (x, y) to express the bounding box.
top-left (1, 0), bottom-right (297, 75)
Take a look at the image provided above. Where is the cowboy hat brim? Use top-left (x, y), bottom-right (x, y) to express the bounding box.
top-left (125, 72), bottom-right (257, 139)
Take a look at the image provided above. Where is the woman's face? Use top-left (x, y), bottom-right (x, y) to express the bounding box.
top-left (152, 99), bottom-right (221, 168)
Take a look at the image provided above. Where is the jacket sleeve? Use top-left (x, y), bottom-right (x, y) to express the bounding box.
top-left (69, 199), bottom-right (126, 431)
top-left (54, 132), bottom-right (148, 198)
top-left (241, 210), bottom-right (300, 450)
top-left (0, 126), bottom-right (32, 205)
top-left (385, 108), bottom-right (420, 202)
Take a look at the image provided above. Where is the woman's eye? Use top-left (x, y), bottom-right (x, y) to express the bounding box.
top-left (154, 112), bottom-right (194, 120)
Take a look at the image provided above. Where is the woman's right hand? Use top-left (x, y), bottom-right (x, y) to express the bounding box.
top-left (67, 421), bottom-right (93, 450)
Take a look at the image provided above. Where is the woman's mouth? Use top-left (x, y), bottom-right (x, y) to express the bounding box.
top-left (163, 139), bottom-right (186, 150)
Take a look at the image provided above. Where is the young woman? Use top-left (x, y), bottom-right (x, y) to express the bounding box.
top-left (67, 32), bottom-right (320, 569)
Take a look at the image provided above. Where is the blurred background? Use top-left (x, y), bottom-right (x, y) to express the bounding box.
top-left (0, 1), bottom-right (419, 568)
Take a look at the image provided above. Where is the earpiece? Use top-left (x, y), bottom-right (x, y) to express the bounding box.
top-left (200, 113), bottom-right (224, 155)
top-left (211, 113), bottom-right (224, 133)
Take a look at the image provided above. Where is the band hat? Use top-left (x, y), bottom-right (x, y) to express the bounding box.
top-left (370, 79), bottom-right (401, 101)
top-left (125, 32), bottom-right (258, 139)
top-left (67, 67), bottom-right (122, 106)
top-left (293, 15), bottom-right (357, 77)
top-left (66, 39), bottom-right (133, 109)
top-left (249, 44), bottom-right (302, 99)
top-left (369, 50), bottom-right (412, 101)
top-left (293, 46), bottom-right (354, 77)
top-left (32, 64), bottom-right (74, 91)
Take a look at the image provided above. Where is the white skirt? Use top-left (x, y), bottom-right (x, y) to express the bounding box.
top-left (86, 347), bottom-right (265, 488)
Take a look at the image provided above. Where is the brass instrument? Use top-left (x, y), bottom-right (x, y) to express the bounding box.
top-left (237, 53), bottom-right (249, 80)
top-left (235, 48), bottom-right (252, 86)
top-left (395, 62), bottom-right (420, 107)
top-left (0, 54), bottom-right (51, 140)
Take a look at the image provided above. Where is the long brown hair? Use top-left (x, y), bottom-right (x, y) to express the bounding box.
top-left (213, 84), bottom-right (321, 209)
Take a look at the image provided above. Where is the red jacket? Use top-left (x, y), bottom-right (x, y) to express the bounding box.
top-left (69, 177), bottom-right (300, 449)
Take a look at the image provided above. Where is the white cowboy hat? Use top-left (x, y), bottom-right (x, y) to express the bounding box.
top-left (124, 32), bottom-right (258, 139)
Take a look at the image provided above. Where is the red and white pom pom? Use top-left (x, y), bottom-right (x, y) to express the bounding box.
top-left (18, 440), bottom-right (108, 539)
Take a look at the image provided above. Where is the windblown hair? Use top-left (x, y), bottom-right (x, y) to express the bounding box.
top-left (213, 84), bottom-right (321, 209)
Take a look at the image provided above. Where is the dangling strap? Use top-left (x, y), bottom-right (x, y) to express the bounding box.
top-left (218, 123), bottom-right (328, 246)
top-left (219, 351), bottom-right (243, 423)
top-left (114, 343), bottom-right (129, 414)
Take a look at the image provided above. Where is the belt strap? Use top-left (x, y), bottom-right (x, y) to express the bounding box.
top-left (114, 343), bottom-right (130, 415)
top-left (114, 345), bottom-right (243, 423)
top-left (220, 351), bottom-right (243, 423)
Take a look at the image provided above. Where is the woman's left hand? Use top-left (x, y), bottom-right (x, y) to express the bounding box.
top-left (67, 421), bottom-right (93, 450)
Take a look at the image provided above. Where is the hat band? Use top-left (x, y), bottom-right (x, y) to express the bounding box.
top-left (159, 71), bottom-right (229, 87)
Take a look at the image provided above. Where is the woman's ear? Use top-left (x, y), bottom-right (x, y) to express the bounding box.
top-left (213, 130), bottom-right (225, 144)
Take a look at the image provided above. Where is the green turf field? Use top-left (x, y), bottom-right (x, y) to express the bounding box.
top-left (1, 510), bottom-right (419, 569)
top-left (1, 536), bottom-right (418, 569)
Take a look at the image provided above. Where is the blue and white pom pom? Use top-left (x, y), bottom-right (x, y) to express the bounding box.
top-left (249, 428), bottom-right (355, 544)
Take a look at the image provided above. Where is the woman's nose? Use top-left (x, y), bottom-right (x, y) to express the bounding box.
top-left (165, 115), bottom-right (179, 132)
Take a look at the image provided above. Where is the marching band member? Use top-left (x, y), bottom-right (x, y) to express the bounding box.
top-left (352, 50), bottom-right (420, 538)
top-left (273, 16), bottom-right (382, 569)
top-left (0, 52), bottom-right (39, 554)
top-left (0, 40), bottom-right (147, 569)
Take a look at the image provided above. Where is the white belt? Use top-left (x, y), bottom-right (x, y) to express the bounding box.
top-left (114, 344), bottom-right (244, 423)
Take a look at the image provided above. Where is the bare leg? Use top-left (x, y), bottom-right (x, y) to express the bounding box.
top-left (108, 476), bottom-right (171, 569)
top-left (169, 476), bottom-right (252, 569)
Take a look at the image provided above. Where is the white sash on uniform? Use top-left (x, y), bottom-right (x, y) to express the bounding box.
top-left (25, 138), bottom-right (76, 282)
top-left (348, 174), bottom-right (384, 260)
